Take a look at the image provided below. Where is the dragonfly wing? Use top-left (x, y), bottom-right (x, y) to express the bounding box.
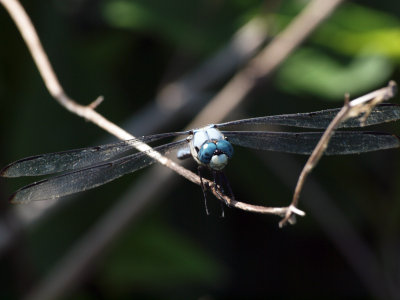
top-left (1, 131), bottom-right (189, 177)
top-left (224, 131), bottom-right (400, 155)
top-left (9, 139), bottom-right (188, 204)
top-left (217, 104), bottom-right (400, 129)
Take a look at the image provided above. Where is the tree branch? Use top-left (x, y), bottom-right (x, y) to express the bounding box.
top-left (0, 0), bottom-right (352, 299)
top-left (0, 0), bottom-right (306, 220)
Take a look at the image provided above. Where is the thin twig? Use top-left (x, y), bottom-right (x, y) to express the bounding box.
top-left (0, 0), bottom-right (306, 220)
top-left (279, 81), bottom-right (398, 227)
top-left (0, 0), bottom-right (346, 228)
top-left (0, 0), bottom-right (230, 209)
top-left (0, 0), bottom-right (347, 299)
top-left (2, 12), bottom-right (270, 231)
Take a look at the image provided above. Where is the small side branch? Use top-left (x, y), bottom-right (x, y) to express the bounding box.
top-left (279, 81), bottom-right (398, 227)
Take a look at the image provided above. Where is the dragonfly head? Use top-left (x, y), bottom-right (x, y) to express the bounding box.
top-left (198, 139), bottom-right (233, 171)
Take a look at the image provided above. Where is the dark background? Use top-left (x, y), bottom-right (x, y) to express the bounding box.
top-left (1, 0), bottom-right (400, 299)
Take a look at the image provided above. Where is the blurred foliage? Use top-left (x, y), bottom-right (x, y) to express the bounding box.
top-left (276, 2), bottom-right (400, 99)
top-left (276, 50), bottom-right (393, 98)
top-left (101, 0), bottom-right (264, 54)
top-left (98, 219), bottom-right (226, 298)
top-left (0, 0), bottom-right (400, 299)
top-left (313, 3), bottom-right (400, 57)
top-left (101, 0), bottom-right (400, 99)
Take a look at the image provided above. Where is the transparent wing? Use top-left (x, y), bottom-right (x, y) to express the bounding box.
top-left (8, 139), bottom-right (188, 204)
top-left (224, 131), bottom-right (400, 155)
top-left (217, 104), bottom-right (400, 129)
top-left (1, 131), bottom-right (189, 177)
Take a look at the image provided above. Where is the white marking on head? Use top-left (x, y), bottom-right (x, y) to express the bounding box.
top-left (209, 154), bottom-right (228, 170)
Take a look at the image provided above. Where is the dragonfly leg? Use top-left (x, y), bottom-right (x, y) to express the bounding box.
top-left (213, 170), bottom-right (226, 218)
top-left (220, 171), bottom-right (235, 204)
top-left (216, 171), bottom-right (236, 216)
top-left (197, 166), bottom-right (210, 215)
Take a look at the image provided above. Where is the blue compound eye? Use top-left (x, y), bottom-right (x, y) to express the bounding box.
top-left (216, 140), bottom-right (233, 158)
top-left (198, 142), bottom-right (217, 164)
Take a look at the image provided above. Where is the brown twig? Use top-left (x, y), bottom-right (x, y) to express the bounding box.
top-left (0, 0), bottom-right (228, 209)
top-left (0, 11), bottom-right (270, 231)
top-left (0, 0), bottom-right (304, 220)
top-left (279, 81), bottom-right (398, 227)
top-left (0, 0), bottom-right (346, 237)
top-left (0, 0), bottom-right (348, 299)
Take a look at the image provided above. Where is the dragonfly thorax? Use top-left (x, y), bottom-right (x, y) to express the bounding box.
top-left (190, 126), bottom-right (234, 171)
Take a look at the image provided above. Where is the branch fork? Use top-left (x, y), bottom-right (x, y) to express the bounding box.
top-left (279, 81), bottom-right (398, 227)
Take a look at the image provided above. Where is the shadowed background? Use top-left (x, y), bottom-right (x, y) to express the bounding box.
top-left (1, 0), bottom-right (400, 299)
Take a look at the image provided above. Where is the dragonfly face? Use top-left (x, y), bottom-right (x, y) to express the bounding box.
top-left (189, 126), bottom-right (234, 171)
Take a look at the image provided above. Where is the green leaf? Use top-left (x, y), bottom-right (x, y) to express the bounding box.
top-left (276, 48), bottom-right (393, 100)
top-left (313, 3), bottom-right (400, 59)
top-left (276, 2), bottom-right (400, 59)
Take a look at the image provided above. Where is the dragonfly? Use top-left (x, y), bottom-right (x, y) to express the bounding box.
top-left (2, 103), bottom-right (400, 205)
